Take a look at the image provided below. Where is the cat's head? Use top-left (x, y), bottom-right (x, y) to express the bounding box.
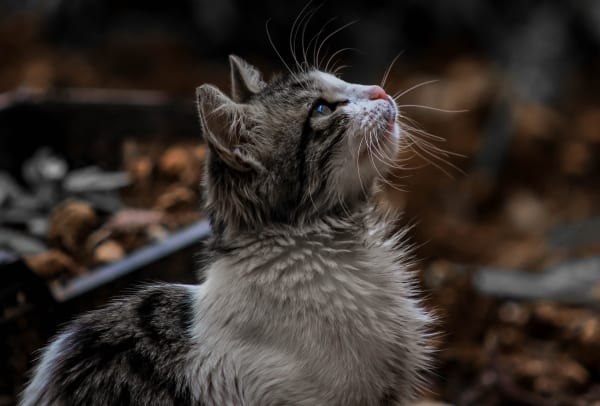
top-left (197, 55), bottom-right (401, 234)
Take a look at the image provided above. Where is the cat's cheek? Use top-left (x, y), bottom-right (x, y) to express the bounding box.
top-left (382, 122), bottom-right (401, 155)
top-left (332, 149), bottom-right (378, 199)
top-left (343, 125), bottom-right (367, 159)
top-left (323, 147), bottom-right (363, 199)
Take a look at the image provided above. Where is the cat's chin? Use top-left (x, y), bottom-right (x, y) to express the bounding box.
top-left (357, 121), bottom-right (400, 163)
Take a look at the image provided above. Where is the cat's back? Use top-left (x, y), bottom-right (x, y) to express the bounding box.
top-left (20, 284), bottom-right (197, 406)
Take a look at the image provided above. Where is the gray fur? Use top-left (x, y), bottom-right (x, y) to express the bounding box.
top-left (21, 56), bottom-right (431, 406)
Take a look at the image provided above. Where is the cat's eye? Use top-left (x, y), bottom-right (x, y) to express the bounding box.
top-left (313, 103), bottom-right (333, 116)
top-left (310, 99), bottom-right (348, 118)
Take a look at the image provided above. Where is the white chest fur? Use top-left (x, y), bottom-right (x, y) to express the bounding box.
top-left (188, 225), bottom-right (429, 405)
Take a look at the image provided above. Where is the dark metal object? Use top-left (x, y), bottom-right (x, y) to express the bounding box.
top-left (0, 89), bottom-right (210, 403)
top-left (52, 219), bottom-right (210, 302)
top-left (0, 86), bottom-right (209, 299)
top-left (0, 86), bottom-right (210, 301)
top-left (0, 87), bottom-right (198, 180)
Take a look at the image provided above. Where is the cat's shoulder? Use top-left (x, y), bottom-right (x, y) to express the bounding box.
top-left (74, 283), bottom-right (196, 342)
top-left (20, 283), bottom-right (197, 406)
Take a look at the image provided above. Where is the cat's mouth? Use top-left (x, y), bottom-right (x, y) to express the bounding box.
top-left (357, 106), bottom-right (398, 161)
top-left (359, 96), bottom-right (399, 153)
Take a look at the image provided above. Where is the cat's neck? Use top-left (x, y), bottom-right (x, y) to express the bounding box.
top-left (195, 200), bottom-right (410, 329)
top-left (207, 205), bottom-right (371, 256)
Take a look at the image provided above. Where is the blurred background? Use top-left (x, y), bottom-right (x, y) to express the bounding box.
top-left (1, 1), bottom-right (600, 405)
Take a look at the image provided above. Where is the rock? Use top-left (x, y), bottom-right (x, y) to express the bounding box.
top-left (27, 216), bottom-right (49, 238)
top-left (560, 140), bottom-right (591, 176)
top-left (489, 237), bottom-right (549, 270)
top-left (78, 191), bottom-right (122, 214)
top-left (158, 146), bottom-right (201, 185)
top-left (127, 156), bottom-right (154, 184)
top-left (0, 172), bottom-right (28, 207)
top-left (25, 249), bottom-right (81, 280)
top-left (0, 227), bottom-right (47, 255)
top-left (146, 223), bottom-right (170, 241)
top-left (0, 208), bottom-right (41, 227)
top-left (93, 239), bottom-right (125, 265)
top-left (514, 103), bottom-right (563, 140)
top-left (63, 166), bottom-right (131, 193)
top-left (506, 354), bottom-right (589, 394)
top-left (503, 191), bottom-right (548, 234)
top-left (498, 302), bottom-right (530, 325)
top-left (159, 146), bottom-right (192, 177)
top-left (154, 185), bottom-right (196, 212)
top-left (20, 148), bottom-right (66, 209)
top-left (474, 256), bottom-right (600, 305)
top-left (47, 200), bottom-right (98, 255)
top-left (22, 148), bottom-right (68, 185)
top-left (103, 209), bottom-right (164, 232)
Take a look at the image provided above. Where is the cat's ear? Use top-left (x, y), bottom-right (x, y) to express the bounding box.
top-left (196, 84), bottom-right (256, 172)
top-left (229, 55), bottom-right (265, 102)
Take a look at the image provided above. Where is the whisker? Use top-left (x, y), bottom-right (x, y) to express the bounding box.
top-left (367, 136), bottom-right (407, 173)
top-left (399, 117), bottom-right (446, 142)
top-left (308, 17), bottom-right (337, 69)
top-left (324, 47), bottom-right (356, 73)
top-left (403, 137), bottom-right (454, 178)
top-left (396, 104), bottom-right (468, 114)
top-left (335, 187), bottom-right (354, 219)
top-left (355, 135), bottom-right (369, 199)
top-left (315, 20), bottom-right (358, 71)
top-left (403, 132), bottom-right (465, 177)
top-left (380, 52), bottom-right (404, 89)
top-left (306, 183), bottom-right (319, 215)
top-left (401, 122), bottom-right (465, 160)
top-left (392, 79), bottom-right (440, 100)
top-left (300, 5), bottom-right (323, 70)
top-left (397, 116), bottom-right (466, 176)
top-left (290, 1), bottom-right (317, 73)
top-left (371, 151), bottom-right (412, 177)
top-left (366, 131), bottom-right (407, 192)
top-left (265, 19), bottom-right (293, 75)
top-left (331, 64), bottom-right (350, 75)
top-left (367, 129), bottom-right (415, 182)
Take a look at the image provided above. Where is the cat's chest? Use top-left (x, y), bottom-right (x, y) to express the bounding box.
top-left (199, 241), bottom-right (412, 404)
top-left (241, 241), bottom-right (394, 309)
top-left (237, 243), bottom-right (401, 354)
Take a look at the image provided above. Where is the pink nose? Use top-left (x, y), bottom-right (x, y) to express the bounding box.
top-left (368, 86), bottom-right (388, 101)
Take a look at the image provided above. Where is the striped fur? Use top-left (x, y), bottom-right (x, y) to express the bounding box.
top-left (21, 56), bottom-right (431, 406)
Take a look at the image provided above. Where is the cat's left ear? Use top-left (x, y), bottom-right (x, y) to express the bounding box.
top-left (229, 55), bottom-right (266, 102)
top-left (197, 84), bottom-right (258, 172)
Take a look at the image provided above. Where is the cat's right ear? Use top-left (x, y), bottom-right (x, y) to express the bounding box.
top-left (229, 55), bottom-right (265, 102)
top-left (196, 84), bottom-right (254, 172)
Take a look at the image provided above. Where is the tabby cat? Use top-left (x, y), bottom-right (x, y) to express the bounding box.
top-left (21, 55), bottom-right (431, 406)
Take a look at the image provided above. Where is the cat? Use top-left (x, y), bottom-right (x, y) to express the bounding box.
top-left (20, 55), bottom-right (431, 406)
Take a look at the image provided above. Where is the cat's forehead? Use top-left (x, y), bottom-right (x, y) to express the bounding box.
top-left (309, 71), bottom-right (379, 101)
top-left (309, 71), bottom-right (349, 92)
top-left (258, 70), bottom-right (376, 103)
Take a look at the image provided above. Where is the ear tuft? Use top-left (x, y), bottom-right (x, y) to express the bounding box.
top-left (229, 55), bottom-right (265, 102)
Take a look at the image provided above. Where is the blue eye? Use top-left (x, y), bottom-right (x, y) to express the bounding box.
top-left (313, 103), bottom-right (333, 116)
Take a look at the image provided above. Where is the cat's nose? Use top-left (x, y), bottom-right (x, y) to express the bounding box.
top-left (368, 86), bottom-right (388, 101)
